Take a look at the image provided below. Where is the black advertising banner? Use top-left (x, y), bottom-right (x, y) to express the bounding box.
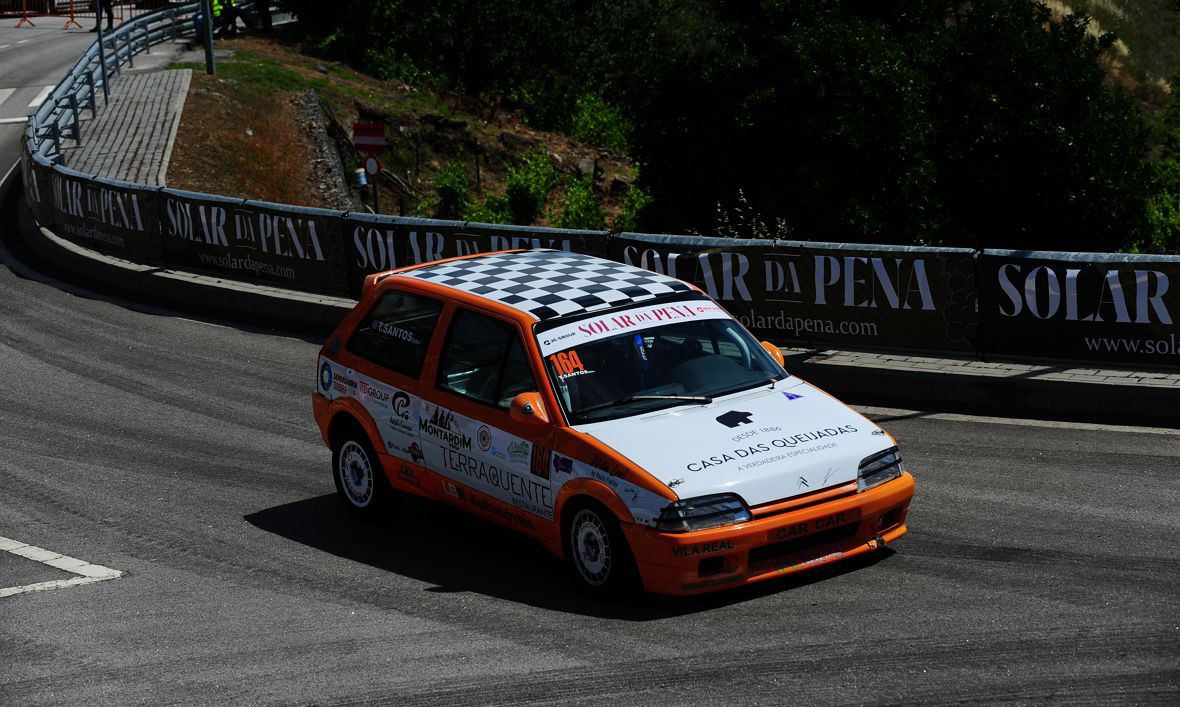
top-left (159, 192), bottom-right (349, 296)
top-left (341, 215), bottom-right (610, 297)
top-left (343, 214), bottom-right (470, 297)
top-left (240, 200), bottom-right (350, 296)
top-left (48, 167), bottom-right (159, 262)
top-left (978, 250), bottom-right (1180, 367)
top-left (158, 188), bottom-right (247, 278)
top-left (20, 150), bottom-right (52, 227)
top-left (610, 233), bottom-right (978, 353)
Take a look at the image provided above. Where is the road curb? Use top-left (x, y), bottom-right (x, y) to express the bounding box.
top-left (787, 357), bottom-right (1176, 428)
top-left (15, 192), bottom-right (352, 333)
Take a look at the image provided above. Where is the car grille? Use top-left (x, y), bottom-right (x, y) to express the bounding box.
top-left (747, 521), bottom-right (861, 568)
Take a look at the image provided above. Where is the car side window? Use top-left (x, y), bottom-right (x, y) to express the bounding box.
top-left (437, 309), bottom-right (538, 409)
top-left (346, 289), bottom-right (442, 378)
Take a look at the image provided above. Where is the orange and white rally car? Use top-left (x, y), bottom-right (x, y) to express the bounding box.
top-left (312, 249), bottom-right (914, 595)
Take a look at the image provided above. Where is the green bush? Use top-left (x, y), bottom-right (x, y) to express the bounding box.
top-left (555, 177), bottom-right (606, 230)
top-left (613, 179), bottom-right (653, 232)
top-left (433, 160), bottom-right (469, 220)
top-left (464, 194), bottom-right (511, 224)
top-left (505, 153), bottom-right (559, 225)
top-left (571, 94), bottom-right (630, 152)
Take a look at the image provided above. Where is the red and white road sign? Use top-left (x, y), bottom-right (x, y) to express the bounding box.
top-left (353, 123), bottom-right (387, 153)
top-left (363, 155), bottom-right (382, 177)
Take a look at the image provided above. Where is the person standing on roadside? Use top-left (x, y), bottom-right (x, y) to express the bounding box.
top-left (91, 0), bottom-right (114, 33)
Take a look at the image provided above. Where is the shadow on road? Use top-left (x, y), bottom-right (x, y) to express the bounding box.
top-left (244, 492), bottom-right (894, 620)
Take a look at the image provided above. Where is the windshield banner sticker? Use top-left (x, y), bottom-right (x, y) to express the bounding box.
top-left (537, 301), bottom-right (732, 355)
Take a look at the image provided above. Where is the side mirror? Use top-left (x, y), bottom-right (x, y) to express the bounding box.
top-left (509, 392), bottom-right (551, 426)
top-left (760, 341), bottom-right (786, 368)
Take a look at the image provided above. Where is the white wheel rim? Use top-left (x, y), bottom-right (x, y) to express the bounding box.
top-left (571, 509), bottom-right (612, 586)
top-left (339, 441), bottom-right (373, 508)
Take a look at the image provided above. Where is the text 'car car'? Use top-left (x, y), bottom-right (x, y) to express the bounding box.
top-left (312, 249), bottom-right (915, 595)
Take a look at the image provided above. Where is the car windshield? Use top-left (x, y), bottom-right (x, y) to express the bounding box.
top-left (538, 307), bottom-right (786, 424)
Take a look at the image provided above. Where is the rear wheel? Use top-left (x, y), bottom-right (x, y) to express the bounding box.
top-left (565, 502), bottom-right (638, 596)
top-left (332, 425), bottom-right (393, 520)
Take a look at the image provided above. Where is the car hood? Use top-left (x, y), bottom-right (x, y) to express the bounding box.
top-left (575, 379), bottom-right (893, 506)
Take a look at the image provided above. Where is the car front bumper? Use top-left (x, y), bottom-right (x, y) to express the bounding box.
top-left (624, 471), bottom-right (915, 595)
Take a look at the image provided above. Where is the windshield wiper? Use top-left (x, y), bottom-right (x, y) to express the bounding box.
top-left (578, 394), bottom-right (713, 415)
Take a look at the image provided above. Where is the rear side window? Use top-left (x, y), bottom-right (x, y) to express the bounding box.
top-left (347, 289), bottom-right (442, 378)
top-left (437, 310), bottom-right (538, 409)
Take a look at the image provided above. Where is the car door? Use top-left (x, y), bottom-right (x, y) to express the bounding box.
top-left (336, 285), bottom-right (443, 473)
top-left (418, 306), bottom-right (557, 530)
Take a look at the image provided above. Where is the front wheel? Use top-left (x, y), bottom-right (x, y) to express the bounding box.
top-left (332, 427), bottom-right (393, 521)
top-left (565, 503), bottom-right (638, 596)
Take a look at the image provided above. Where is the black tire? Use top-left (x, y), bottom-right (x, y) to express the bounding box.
top-left (564, 501), bottom-right (639, 597)
top-left (331, 424), bottom-right (393, 521)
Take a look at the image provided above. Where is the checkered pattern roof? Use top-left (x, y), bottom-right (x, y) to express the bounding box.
top-left (402, 250), bottom-right (693, 320)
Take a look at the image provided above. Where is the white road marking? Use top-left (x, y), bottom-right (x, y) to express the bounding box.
top-left (28, 85), bottom-right (54, 108)
top-left (0, 535), bottom-right (123, 598)
top-left (174, 317), bottom-right (233, 330)
top-left (0, 45), bottom-right (10, 51)
top-left (16, 39), bottom-right (29, 45)
top-left (0, 117), bottom-right (29, 125)
top-left (0, 88), bottom-right (14, 109)
top-left (854, 404), bottom-right (1178, 435)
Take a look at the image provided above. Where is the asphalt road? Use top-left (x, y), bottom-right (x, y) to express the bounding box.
top-left (1, 23), bottom-right (1178, 707)
top-left (0, 193), bottom-right (1177, 704)
top-left (0, 23), bottom-right (94, 169)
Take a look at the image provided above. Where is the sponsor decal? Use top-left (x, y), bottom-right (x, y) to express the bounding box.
top-left (552, 455), bottom-right (574, 475)
top-left (687, 426), bottom-right (858, 472)
top-left (589, 453), bottom-right (629, 481)
top-left (822, 467), bottom-right (838, 485)
top-left (782, 391), bottom-right (803, 401)
top-left (541, 330), bottom-right (577, 347)
top-left (672, 540), bottom-right (733, 558)
top-left (716, 411), bottom-right (753, 428)
top-left (409, 442), bottom-right (424, 464)
top-left (508, 441), bottom-right (530, 466)
top-left (398, 465), bottom-right (422, 487)
top-left (442, 479), bottom-right (465, 500)
top-left (871, 429), bottom-right (887, 436)
top-left (467, 491), bottom-right (536, 531)
top-left (668, 478), bottom-right (685, 489)
top-left (773, 510), bottom-right (856, 541)
top-left (477, 425), bottom-right (492, 452)
top-left (318, 360), bottom-right (333, 393)
top-left (392, 392), bottom-right (411, 421)
top-left (439, 447), bottom-right (553, 519)
top-left (549, 351), bottom-right (587, 379)
top-left (732, 426), bottom-right (781, 443)
top-left (371, 320), bottom-right (421, 345)
top-left (774, 550), bottom-right (845, 575)
top-left (550, 453), bottom-right (666, 526)
top-left (357, 379), bottom-right (390, 407)
top-left (680, 574), bottom-right (744, 591)
top-left (419, 407), bottom-right (472, 450)
top-left (528, 443), bottom-right (549, 479)
top-left (589, 468), bottom-right (620, 489)
top-left (797, 476), bottom-right (810, 489)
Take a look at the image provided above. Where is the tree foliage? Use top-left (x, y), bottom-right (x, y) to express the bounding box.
top-left (288, 0), bottom-right (1158, 251)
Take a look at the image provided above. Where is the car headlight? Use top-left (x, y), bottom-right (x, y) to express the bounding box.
top-left (858, 447), bottom-right (903, 492)
top-left (657, 493), bottom-right (752, 533)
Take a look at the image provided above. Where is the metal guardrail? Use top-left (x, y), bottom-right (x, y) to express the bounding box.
top-left (25, 2), bottom-right (200, 164)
